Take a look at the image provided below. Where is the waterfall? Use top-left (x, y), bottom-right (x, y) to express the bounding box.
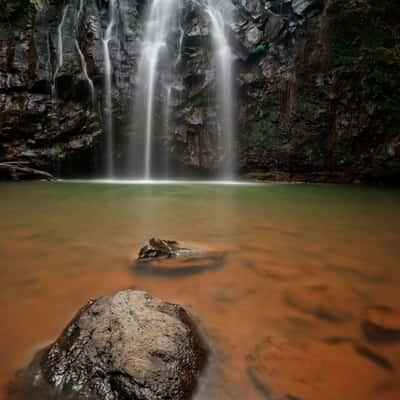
top-left (75, 41), bottom-right (96, 105)
top-left (103, 0), bottom-right (117, 177)
top-left (131, 0), bottom-right (180, 180)
top-left (176, 25), bottom-right (185, 67)
top-left (74, 0), bottom-right (95, 105)
top-left (53, 5), bottom-right (69, 97)
top-left (164, 85), bottom-right (172, 144)
top-left (205, 0), bottom-right (236, 179)
top-left (125, 0), bottom-right (236, 180)
top-left (161, 13), bottom-right (184, 178)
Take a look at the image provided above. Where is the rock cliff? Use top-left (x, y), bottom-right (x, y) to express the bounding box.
top-left (0, 0), bottom-right (399, 183)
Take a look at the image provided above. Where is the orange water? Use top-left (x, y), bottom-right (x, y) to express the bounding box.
top-left (0, 181), bottom-right (399, 400)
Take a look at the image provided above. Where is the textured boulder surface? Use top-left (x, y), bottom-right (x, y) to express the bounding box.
top-left (9, 290), bottom-right (207, 400)
top-left (1, 0), bottom-right (399, 182)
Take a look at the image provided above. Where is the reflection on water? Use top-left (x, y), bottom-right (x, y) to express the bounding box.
top-left (0, 182), bottom-right (400, 400)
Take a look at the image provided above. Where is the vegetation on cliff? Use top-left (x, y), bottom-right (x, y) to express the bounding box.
top-left (0, 0), bottom-right (39, 26)
top-left (334, 0), bottom-right (400, 114)
top-left (329, 0), bottom-right (400, 181)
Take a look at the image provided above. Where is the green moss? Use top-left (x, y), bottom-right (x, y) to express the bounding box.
top-left (333, 39), bottom-right (360, 67)
top-left (332, 0), bottom-right (400, 139)
top-left (304, 146), bottom-right (325, 163)
top-left (333, 0), bottom-right (400, 72)
top-left (0, 0), bottom-right (38, 26)
top-left (304, 147), bottom-right (314, 162)
top-left (256, 103), bottom-right (266, 118)
top-left (57, 151), bottom-right (66, 160)
top-left (334, 141), bottom-right (354, 164)
top-left (250, 120), bottom-right (267, 144)
top-left (256, 43), bottom-right (266, 52)
top-left (187, 97), bottom-right (202, 112)
top-left (248, 105), bottom-right (285, 145)
top-left (250, 120), bottom-right (283, 144)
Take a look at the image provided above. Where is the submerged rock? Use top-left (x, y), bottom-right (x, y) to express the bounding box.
top-left (247, 337), bottom-right (397, 400)
top-left (9, 290), bottom-right (207, 400)
top-left (135, 238), bottom-right (225, 276)
top-left (362, 305), bottom-right (400, 344)
top-left (283, 283), bottom-right (358, 323)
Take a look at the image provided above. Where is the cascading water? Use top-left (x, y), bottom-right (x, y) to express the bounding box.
top-left (176, 25), bottom-right (185, 68)
top-left (103, 0), bottom-right (117, 177)
top-left (163, 85), bottom-right (172, 145)
top-left (53, 5), bottom-right (69, 97)
top-left (75, 41), bottom-right (95, 105)
top-left (54, 2), bottom-right (96, 105)
top-left (205, 0), bottom-right (236, 178)
top-left (124, 0), bottom-right (236, 180)
top-left (75, 0), bottom-right (95, 105)
top-left (161, 13), bottom-right (185, 177)
top-left (131, 0), bottom-right (180, 180)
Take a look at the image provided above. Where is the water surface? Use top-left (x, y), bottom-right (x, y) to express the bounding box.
top-left (0, 182), bottom-right (399, 400)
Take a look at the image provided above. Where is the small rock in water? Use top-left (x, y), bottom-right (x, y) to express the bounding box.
top-left (9, 290), bottom-right (207, 400)
top-left (138, 238), bottom-right (194, 261)
top-left (135, 239), bottom-right (225, 276)
top-left (362, 305), bottom-right (400, 344)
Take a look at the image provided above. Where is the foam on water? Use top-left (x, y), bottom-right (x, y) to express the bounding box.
top-left (58, 179), bottom-right (258, 186)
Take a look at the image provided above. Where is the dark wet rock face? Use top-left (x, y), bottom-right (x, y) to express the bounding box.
top-left (1, 0), bottom-right (399, 182)
top-left (235, 0), bottom-right (400, 184)
top-left (0, 7), bottom-right (103, 178)
top-left (9, 290), bottom-right (207, 400)
top-left (0, 0), bottom-right (139, 178)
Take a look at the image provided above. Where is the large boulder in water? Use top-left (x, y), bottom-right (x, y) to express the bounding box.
top-left (9, 290), bottom-right (207, 400)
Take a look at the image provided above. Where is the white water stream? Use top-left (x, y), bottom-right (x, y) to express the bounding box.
top-left (53, 5), bottom-right (69, 97)
top-left (132, 0), bottom-right (180, 179)
top-left (103, 0), bottom-right (117, 177)
top-left (205, 0), bottom-right (236, 178)
top-left (75, 0), bottom-right (95, 105)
